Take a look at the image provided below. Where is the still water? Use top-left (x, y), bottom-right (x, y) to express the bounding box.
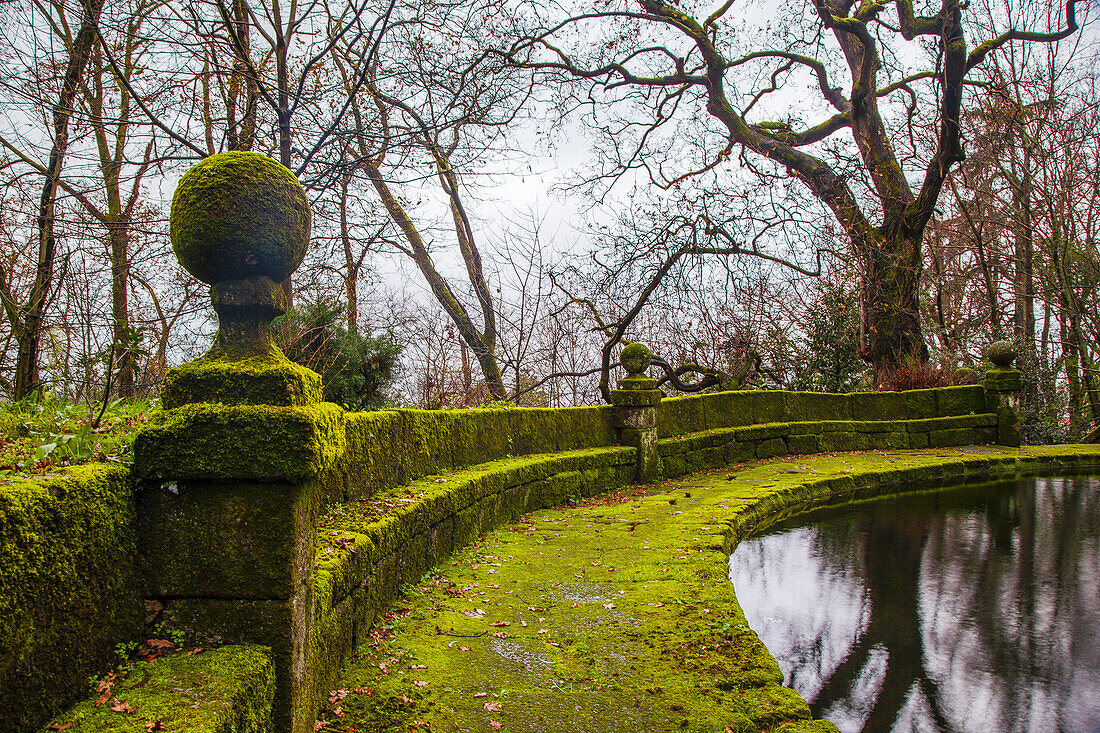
top-left (729, 476), bottom-right (1100, 733)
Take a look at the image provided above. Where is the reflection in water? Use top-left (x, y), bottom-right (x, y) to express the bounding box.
top-left (729, 477), bottom-right (1100, 733)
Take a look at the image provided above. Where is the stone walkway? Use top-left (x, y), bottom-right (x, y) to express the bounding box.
top-left (317, 446), bottom-right (1100, 733)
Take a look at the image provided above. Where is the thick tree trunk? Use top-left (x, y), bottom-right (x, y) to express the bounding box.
top-left (860, 229), bottom-right (928, 384)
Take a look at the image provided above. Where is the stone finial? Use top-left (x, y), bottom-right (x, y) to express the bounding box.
top-left (620, 342), bottom-right (652, 377)
top-left (170, 152), bottom-right (311, 358)
top-left (986, 340), bottom-right (1017, 368)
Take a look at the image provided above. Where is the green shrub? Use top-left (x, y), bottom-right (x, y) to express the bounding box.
top-left (275, 300), bottom-right (400, 410)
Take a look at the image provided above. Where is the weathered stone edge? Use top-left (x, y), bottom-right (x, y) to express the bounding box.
top-left (39, 644), bottom-right (276, 732)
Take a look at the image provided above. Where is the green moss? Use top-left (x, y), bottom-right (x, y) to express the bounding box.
top-left (786, 433), bottom-right (819, 455)
top-left (819, 431), bottom-right (869, 452)
top-left (162, 352), bottom-right (323, 408)
top-left (902, 389), bottom-right (938, 419)
top-left (930, 427), bottom-right (979, 447)
top-left (736, 423), bottom-right (790, 441)
top-left (984, 367), bottom-right (1024, 393)
top-left (700, 391), bottom-right (759, 430)
top-left (850, 391), bottom-right (908, 420)
top-left (133, 402), bottom-right (346, 482)
top-left (657, 395), bottom-right (708, 438)
top-left (619, 341), bottom-right (653, 374)
top-left (753, 391), bottom-right (788, 424)
top-left (937, 385), bottom-right (987, 416)
top-left (343, 411), bottom-right (404, 498)
top-left (507, 407), bottom-right (557, 456)
top-left (756, 437), bottom-right (788, 459)
top-left (0, 465), bottom-right (142, 733)
top-left (137, 478), bottom-right (315, 599)
top-left (555, 406), bottom-right (616, 451)
top-left (39, 645), bottom-right (274, 733)
top-left (171, 152), bottom-right (310, 286)
top-left (784, 392), bottom-right (851, 422)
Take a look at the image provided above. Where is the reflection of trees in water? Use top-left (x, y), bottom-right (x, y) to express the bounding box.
top-left (731, 477), bottom-right (1100, 733)
top-left (918, 477), bottom-right (1100, 732)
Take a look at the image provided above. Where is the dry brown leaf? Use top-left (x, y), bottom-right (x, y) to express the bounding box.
top-left (483, 702), bottom-right (501, 712)
top-left (145, 721), bottom-right (165, 731)
top-left (489, 722), bottom-right (503, 729)
top-left (47, 724), bottom-right (73, 730)
top-left (109, 698), bottom-right (136, 714)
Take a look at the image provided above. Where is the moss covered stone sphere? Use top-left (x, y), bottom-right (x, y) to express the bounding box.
top-left (620, 342), bottom-right (652, 375)
top-left (171, 152), bottom-right (310, 285)
top-left (986, 340), bottom-right (1017, 368)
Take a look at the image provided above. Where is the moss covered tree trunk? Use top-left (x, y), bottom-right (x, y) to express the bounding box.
top-left (860, 228), bottom-right (929, 383)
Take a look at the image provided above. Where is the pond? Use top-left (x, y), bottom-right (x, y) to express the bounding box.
top-left (729, 476), bottom-right (1100, 733)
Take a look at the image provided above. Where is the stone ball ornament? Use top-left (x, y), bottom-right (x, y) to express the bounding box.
top-left (170, 152), bottom-right (311, 285)
top-left (620, 342), bottom-right (653, 376)
top-left (986, 340), bottom-right (1017, 368)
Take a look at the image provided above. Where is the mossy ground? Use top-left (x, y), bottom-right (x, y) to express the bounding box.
top-left (39, 645), bottom-right (275, 732)
top-left (320, 445), bottom-right (1100, 733)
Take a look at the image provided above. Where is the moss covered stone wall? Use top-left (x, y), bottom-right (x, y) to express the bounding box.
top-left (337, 405), bottom-right (616, 501)
top-left (0, 465), bottom-right (143, 731)
top-left (657, 386), bottom-right (985, 438)
top-left (657, 386), bottom-right (994, 479)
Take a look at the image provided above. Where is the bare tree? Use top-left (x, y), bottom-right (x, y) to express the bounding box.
top-left (0, 0), bottom-right (106, 398)
top-left (503, 0), bottom-right (1085, 383)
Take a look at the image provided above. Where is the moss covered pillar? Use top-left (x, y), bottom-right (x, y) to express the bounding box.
top-left (132, 152), bottom-right (345, 733)
top-left (983, 340), bottom-right (1024, 447)
top-left (611, 343), bottom-right (662, 482)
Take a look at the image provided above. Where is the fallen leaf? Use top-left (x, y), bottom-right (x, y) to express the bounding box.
top-left (473, 692), bottom-right (488, 698)
top-left (484, 702), bottom-right (501, 712)
top-left (109, 698), bottom-right (136, 715)
top-left (314, 722), bottom-right (330, 732)
top-left (145, 721), bottom-right (165, 731)
top-left (186, 647), bottom-right (205, 656)
top-left (413, 680), bottom-right (428, 687)
top-left (459, 646), bottom-right (470, 651)
top-left (490, 722), bottom-right (503, 729)
top-left (47, 724), bottom-right (73, 731)
top-left (488, 622), bottom-right (510, 627)
top-left (146, 639), bottom-right (176, 650)
top-left (353, 688), bottom-right (374, 696)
